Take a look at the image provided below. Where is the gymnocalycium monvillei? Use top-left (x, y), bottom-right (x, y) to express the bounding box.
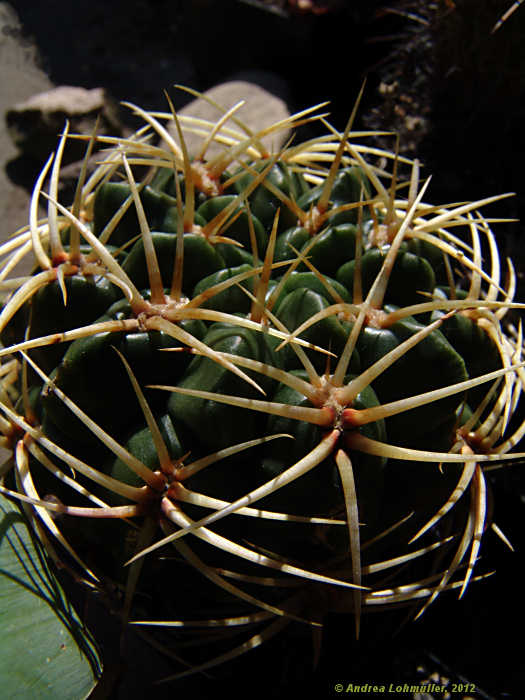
top-left (0, 84), bottom-right (524, 684)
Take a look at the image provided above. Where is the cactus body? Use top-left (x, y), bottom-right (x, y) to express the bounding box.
top-left (0, 90), bottom-right (523, 683)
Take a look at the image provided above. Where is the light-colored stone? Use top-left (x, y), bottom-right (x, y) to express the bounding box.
top-left (0, 1), bottom-right (52, 247)
top-left (169, 80), bottom-right (291, 160)
top-left (11, 85), bottom-right (108, 115)
top-left (6, 85), bottom-right (122, 162)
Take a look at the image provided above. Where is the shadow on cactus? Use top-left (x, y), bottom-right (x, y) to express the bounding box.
top-left (0, 84), bottom-right (524, 689)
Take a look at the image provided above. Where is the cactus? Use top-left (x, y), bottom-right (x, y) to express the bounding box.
top-left (0, 86), bottom-right (524, 687)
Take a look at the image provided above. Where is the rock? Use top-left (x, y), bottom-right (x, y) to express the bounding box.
top-left (5, 85), bottom-right (122, 162)
top-left (0, 1), bottom-right (53, 243)
top-left (167, 79), bottom-right (292, 160)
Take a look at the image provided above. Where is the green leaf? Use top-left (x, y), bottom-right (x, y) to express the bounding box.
top-left (0, 493), bottom-right (102, 699)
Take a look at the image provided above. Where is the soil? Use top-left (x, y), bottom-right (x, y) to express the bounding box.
top-left (1, 1), bottom-right (524, 698)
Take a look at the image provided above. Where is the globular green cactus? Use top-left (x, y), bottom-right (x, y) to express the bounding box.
top-left (0, 86), bottom-right (524, 688)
